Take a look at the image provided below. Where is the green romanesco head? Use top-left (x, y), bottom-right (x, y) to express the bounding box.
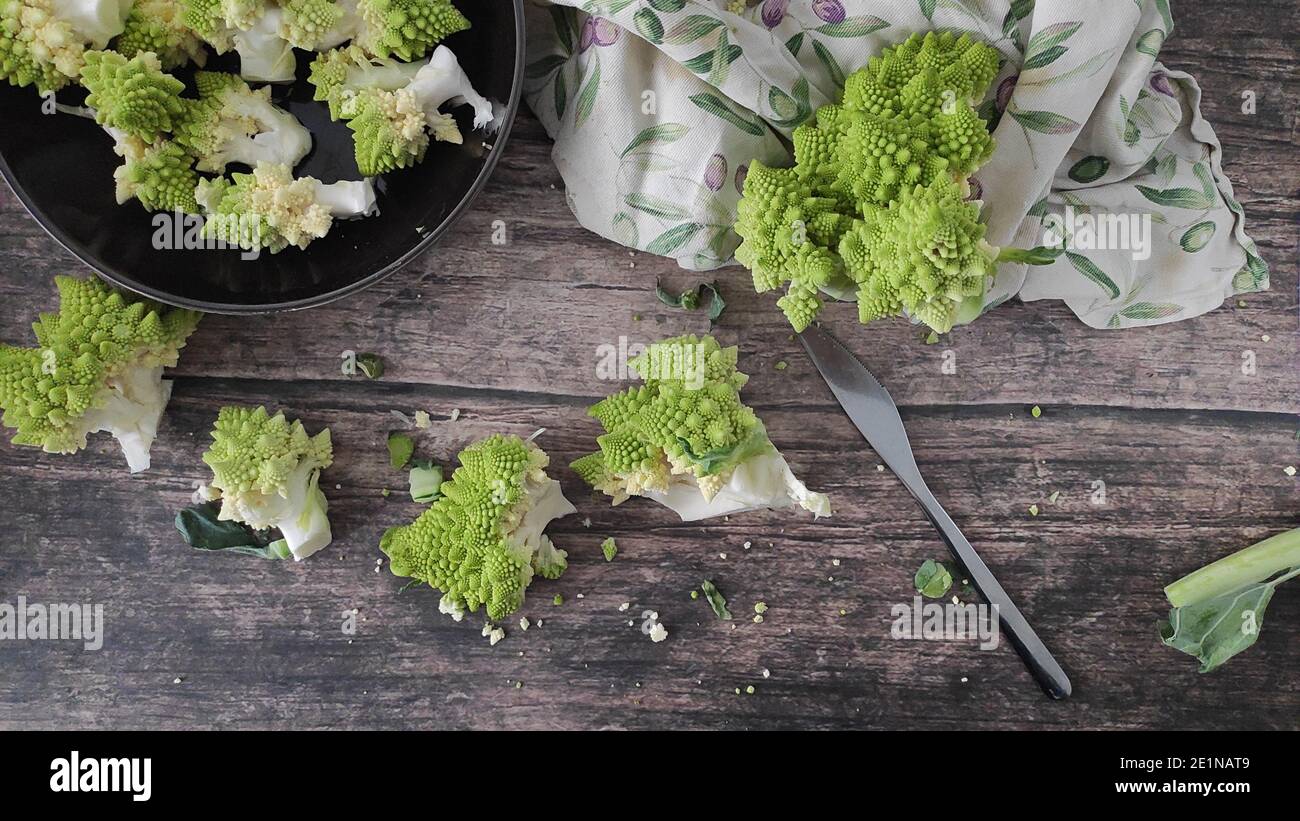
top-left (112, 134), bottom-right (201, 213)
top-left (81, 50), bottom-right (187, 143)
top-left (344, 87), bottom-right (431, 175)
top-left (0, 0), bottom-right (127, 92)
top-left (0, 276), bottom-right (200, 454)
top-left (733, 30), bottom-right (1001, 332)
top-left (355, 0), bottom-right (470, 62)
top-left (202, 405), bottom-right (334, 502)
top-left (733, 160), bottom-right (853, 332)
top-left (279, 0), bottom-right (345, 50)
top-left (841, 175), bottom-right (994, 334)
top-left (381, 434), bottom-right (570, 622)
top-left (116, 0), bottom-right (208, 70)
top-left (572, 335), bottom-right (773, 503)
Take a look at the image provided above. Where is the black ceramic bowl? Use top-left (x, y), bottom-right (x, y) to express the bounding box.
top-left (0, 0), bottom-right (525, 313)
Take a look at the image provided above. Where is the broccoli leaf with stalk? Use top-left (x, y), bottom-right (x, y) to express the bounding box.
top-left (655, 280), bottom-right (726, 325)
top-left (1159, 527), bottom-right (1300, 672)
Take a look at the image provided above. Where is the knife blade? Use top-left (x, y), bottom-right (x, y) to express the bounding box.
top-left (799, 323), bottom-right (1072, 699)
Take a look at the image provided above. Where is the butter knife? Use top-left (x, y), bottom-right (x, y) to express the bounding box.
top-left (799, 324), bottom-right (1072, 699)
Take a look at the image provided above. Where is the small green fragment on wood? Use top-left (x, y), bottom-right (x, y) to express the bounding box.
top-left (700, 580), bottom-right (732, 620)
top-left (601, 537), bottom-right (618, 562)
top-left (1031, 405), bottom-right (1042, 418)
top-left (388, 432), bottom-right (414, 469)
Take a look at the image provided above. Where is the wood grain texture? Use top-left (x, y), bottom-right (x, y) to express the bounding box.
top-left (0, 4), bottom-right (1296, 730)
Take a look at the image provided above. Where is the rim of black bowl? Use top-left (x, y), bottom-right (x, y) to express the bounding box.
top-left (0, 0), bottom-right (527, 316)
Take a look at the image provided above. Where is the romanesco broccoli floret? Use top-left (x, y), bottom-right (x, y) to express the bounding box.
top-left (381, 433), bottom-right (576, 622)
top-left (350, 0), bottom-right (468, 61)
top-left (115, 0), bottom-right (208, 70)
top-left (0, 0), bottom-right (131, 92)
top-left (733, 30), bottom-right (1003, 333)
top-left (201, 405), bottom-right (334, 560)
top-left (173, 70), bottom-right (312, 173)
top-left (841, 175), bottom-right (995, 334)
top-left (110, 131), bottom-right (201, 212)
top-left (571, 335), bottom-right (831, 522)
top-left (0, 275), bottom-right (200, 472)
top-left (80, 49), bottom-right (186, 142)
top-left (310, 43), bottom-right (491, 175)
top-left (194, 160), bottom-right (376, 253)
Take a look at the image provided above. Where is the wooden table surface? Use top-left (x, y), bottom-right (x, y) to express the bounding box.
top-left (0, 4), bottom-right (1296, 730)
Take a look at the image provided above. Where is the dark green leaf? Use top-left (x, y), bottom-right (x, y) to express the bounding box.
top-left (625, 192), bottom-right (691, 220)
top-left (175, 502), bottom-right (291, 560)
top-left (815, 15), bottom-right (889, 38)
top-left (700, 580), bottom-right (732, 620)
top-left (574, 56), bottom-right (601, 127)
top-left (784, 32), bottom-right (804, 56)
top-left (1180, 221), bottom-right (1216, 253)
top-left (812, 39), bottom-right (845, 89)
top-left (1134, 185), bottom-right (1213, 209)
top-left (1022, 44), bottom-right (1066, 70)
top-left (1119, 302), bottom-right (1182, 320)
top-left (1193, 162), bottom-right (1216, 200)
top-left (525, 54), bottom-right (568, 80)
top-left (914, 559), bottom-right (953, 599)
top-left (1067, 155), bottom-right (1110, 183)
top-left (664, 14), bottom-right (724, 45)
top-left (655, 279), bottom-right (685, 308)
top-left (388, 432), bottom-right (414, 470)
top-left (646, 223), bottom-right (704, 255)
top-left (633, 8), bottom-right (665, 43)
top-left (549, 5), bottom-right (576, 54)
top-left (621, 123), bottom-right (690, 156)
top-left (553, 65), bottom-right (568, 118)
top-left (688, 92), bottom-right (766, 136)
top-left (648, 0), bottom-right (685, 10)
top-left (702, 282), bottom-right (726, 324)
top-left (1065, 252), bottom-right (1121, 299)
top-left (1009, 108), bottom-right (1082, 135)
top-left (919, 0), bottom-right (936, 20)
top-left (1025, 21), bottom-right (1082, 55)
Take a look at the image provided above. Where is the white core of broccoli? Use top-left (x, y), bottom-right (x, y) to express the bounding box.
top-left (407, 46), bottom-right (495, 131)
top-left (53, 0), bottom-right (132, 49)
top-left (216, 458), bottom-right (333, 560)
top-left (643, 449), bottom-right (832, 522)
top-left (76, 364), bottom-right (172, 473)
top-left (233, 7), bottom-right (297, 83)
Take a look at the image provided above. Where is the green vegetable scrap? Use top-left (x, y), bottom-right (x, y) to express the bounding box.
top-left (1160, 527), bottom-right (1300, 672)
top-left (601, 537), bottom-right (618, 562)
top-left (388, 432), bottom-right (414, 469)
top-left (408, 460), bottom-right (443, 503)
top-left (914, 559), bottom-right (953, 599)
top-left (700, 580), bottom-right (732, 620)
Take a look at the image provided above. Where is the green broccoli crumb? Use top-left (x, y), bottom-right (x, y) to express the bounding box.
top-left (387, 432), bottom-right (414, 469)
top-left (552, 594), bottom-right (564, 606)
top-left (1029, 504), bottom-right (1040, 516)
top-left (774, 361), bottom-right (788, 371)
top-left (601, 537), bottom-right (618, 562)
top-left (1030, 405), bottom-right (1042, 418)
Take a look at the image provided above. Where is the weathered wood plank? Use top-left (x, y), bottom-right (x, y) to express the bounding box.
top-left (0, 380), bottom-right (1295, 730)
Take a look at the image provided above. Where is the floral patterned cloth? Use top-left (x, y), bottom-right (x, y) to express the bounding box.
top-left (522, 0), bottom-right (1267, 329)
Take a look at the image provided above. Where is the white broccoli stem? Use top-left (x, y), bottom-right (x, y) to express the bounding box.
top-left (311, 178), bottom-right (378, 219)
top-left (77, 365), bottom-right (172, 473)
top-left (224, 92), bottom-right (313, 169)
top-left (504, 475), bottom-right (575, 582)
top-left (408, 46), bottom-right (495, 132)
top-left (643, 450), bottom-right (832, 522)
top-left (234, 7), bottom-right (298, 83)
top-left (53, 0), bottom-right (131, 49)
top-left (276, 471), bottom-right (333, 561)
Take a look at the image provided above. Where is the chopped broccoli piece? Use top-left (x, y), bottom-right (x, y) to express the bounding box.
top-left (700, 580), bottom-right (731, 620)
top-left (174, 71), bottom-right (312, 174)
top-left (381, 434), bottom-right (577, 621)
top-left (387, 431), bottom-right (413, 469)
top-left (201, 405), bottom-right (334, 560)
top-left (79, 49), bottom-right (186, 142)
top-left (0, 276), bottom-right (200, 472)
top-left (408, 459), bottom-right (442, 503)
top-left (571, 334), bottom-right (831, 521)
top-left (601, 536), bottom-right (617, 562)
top-left (115, 0), bottom-right (208, 70)
top-left (0, 0), bottom-right (131, 92)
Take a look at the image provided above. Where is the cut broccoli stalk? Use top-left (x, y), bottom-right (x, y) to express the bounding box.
top-left (311, 178), bottom-right (378, 218)
top-left (642, 447), bottom-right (831, 522)
top-left (232, 6), bottom-right (297, 82)
top-left (55, 0), bottom-right (133, 49)
top-left (177, 73), bottom-right (312, 174)
top-left (1160, 527), bottom-right (1300, 672)
top-left (77, 365), bottom-right (173, 473)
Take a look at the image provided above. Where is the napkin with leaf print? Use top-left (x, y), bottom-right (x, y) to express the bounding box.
top-left (521, 0), bottom-right (1267, 329)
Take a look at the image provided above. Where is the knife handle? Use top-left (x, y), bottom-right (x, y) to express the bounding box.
top-left (911, 485), bottom-right (1073, 700)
